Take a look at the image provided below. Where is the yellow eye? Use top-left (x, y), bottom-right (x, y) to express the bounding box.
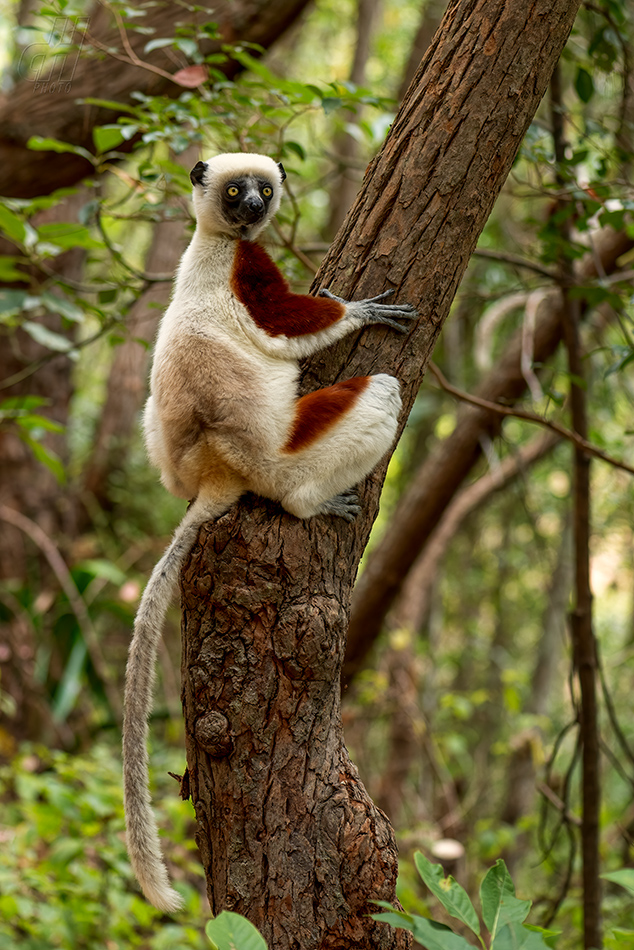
top-left (226, 185), bottom-right (240, 197)
top-left (262, 186), bottom-right (273, 198)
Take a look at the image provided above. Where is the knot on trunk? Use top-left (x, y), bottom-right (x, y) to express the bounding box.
top-left (195, 710), bottom-right (233, 757)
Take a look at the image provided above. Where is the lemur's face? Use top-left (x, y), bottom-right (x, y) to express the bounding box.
top-left (190, 154), bottom-right (286, 240)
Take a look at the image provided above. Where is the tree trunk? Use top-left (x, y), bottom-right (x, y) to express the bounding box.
top-left (346, 227), bottom-right (633, 683)
top-left (180, 1), bottom-right (583, 946)
top-left (0, 0), bottom-right (312, 198)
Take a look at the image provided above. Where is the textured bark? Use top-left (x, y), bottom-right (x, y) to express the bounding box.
top-left (346, 227), bottom-right (633, 683)
top-left (180, 2), bottom-right (583, 947)
top-left (0, 0), bottom-right (312, 198)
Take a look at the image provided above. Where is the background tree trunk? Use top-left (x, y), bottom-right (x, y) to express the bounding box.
top-left (180, 1), bottom-right (583, 946)
top-left (345, 228), bottom-right (633, 682)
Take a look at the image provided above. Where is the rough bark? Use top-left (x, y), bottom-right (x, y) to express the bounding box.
top-left (180, 1), bottom-right (583, 947)
top-left (346, 227), bottom-right (633, 683)
top-left (0, 0), bottom-right (312, 198)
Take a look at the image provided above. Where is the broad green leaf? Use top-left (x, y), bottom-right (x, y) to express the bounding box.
top-left (373, 910), bottom-right (473, 950)
top-left (0, 257), bottom-right (27, 282)
top-left (414, 852), bottom-right (480, 936)
top-left (411, 917), bottom-right (475, 950)
top-left (27, 136), bottom-right (94, 162)
top-left (371, 908), bottom-right (415, 931)
top-left (575, 67), bottom-right (594, 103)
top-left (14, 413), bottom-right (64, 434)
top-left (22, 321), bottom-right (73, 353)
top-left (480, 860), bottom-right (531, 938)
top-left (37, 222), bottom-right (102, 251)
top-left (81, 97), bottom-right (140, 114)
top-left (0, 205), bottom-right (27, 243)
top-left (0, 290), bottom-right (27, 314)
top-left (93, 125), bottom-right (126, 153)
top-left (40, 292), bottom-right (86, 323)
top-left (20, 434), bottom-right (66, 484)
top-left (52, 637), bottom-right (87, 721)
top-left (77, 559), bottom-right (127, 586)
top-left (492, 922), bottom-right (552, 950)
top-left (206, 911), bottom-right (268, 950)
top-left (602, 868), bottom-right (634, 896)
top-left (322, 96), bottom-right (342, 114)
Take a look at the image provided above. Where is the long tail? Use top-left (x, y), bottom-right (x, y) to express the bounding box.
top-left (122, 493), bottom-right (229, 912)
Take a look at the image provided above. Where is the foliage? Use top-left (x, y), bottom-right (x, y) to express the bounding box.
top-left (0, 745), bottom-right (207, 949)
top-left (373, 854), bottom-right (557, 949)
top-left (206, 912), bottom-right (268, 950)
top-left (1, 0), bottom-right (634, 946)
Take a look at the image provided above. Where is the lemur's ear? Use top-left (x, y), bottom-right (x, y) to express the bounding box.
top-left (277, 162), bottom-right (287, 182)
top-left (190, 161), bottom-right (208, 187)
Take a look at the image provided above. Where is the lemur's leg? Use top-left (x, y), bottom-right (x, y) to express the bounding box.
top-left (262, 374), bottom-right (402, 520)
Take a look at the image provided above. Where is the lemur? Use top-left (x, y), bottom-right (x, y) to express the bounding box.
top-left (123, 152), bottom-right (416, 912)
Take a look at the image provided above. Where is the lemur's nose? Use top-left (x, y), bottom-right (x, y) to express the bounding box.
top-left (244, 194), bottom-right (265, 213)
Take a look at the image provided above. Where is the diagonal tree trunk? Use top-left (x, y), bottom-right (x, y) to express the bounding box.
top-left (179, 1), bottom-right (583, 946)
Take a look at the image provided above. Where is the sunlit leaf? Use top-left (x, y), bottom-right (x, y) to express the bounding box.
top-left (206, 911), bottom-right (268, 950)
top-left (414, 852), bottom-right (480, 936)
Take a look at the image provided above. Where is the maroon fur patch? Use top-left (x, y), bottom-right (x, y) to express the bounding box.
top-left (284, 378), bottom-right (370, 452)
top-left (231, 240), bottom-right (345, 337)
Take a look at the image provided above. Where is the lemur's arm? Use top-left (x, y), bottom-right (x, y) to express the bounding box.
top-left (231, 240), bottom-right (416, 359)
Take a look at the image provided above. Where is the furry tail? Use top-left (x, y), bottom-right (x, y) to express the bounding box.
top-left (123, 493), bottom-right (230, 912)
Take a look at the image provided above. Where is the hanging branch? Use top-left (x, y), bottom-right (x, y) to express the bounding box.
top-left (550, 63), bottom-right (602, 950)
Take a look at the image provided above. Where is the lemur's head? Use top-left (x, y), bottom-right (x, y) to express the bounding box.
top-left (190, 153), bottom-right (286, 240)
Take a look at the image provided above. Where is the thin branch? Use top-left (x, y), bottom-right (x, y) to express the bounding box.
top-left (428, 361), bottom-right (634, 478)
top-left (537, 782), bottom-right (582, 827)
top-left (472, 247), bottom-right (559, 280)
top-left (271, 220), bottom-right (319, 275)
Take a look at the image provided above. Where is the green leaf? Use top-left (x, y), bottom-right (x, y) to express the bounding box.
top-left (20, 434), bottom-right (66, 484)
top-left (80, 97), bottom-right (140, 114)
top-left (492, 922), bottom-right (553, 949)
top-left (574, 67), bottom-right (594, 103)
top-left (480, 860), bottom-right (531, 938)
top-left (412, 917), bottom-right (476, 950)
top-left (93, 125), bottom-right (126, 153)
top-left (0, 290), bottom-right (27, 315)
top-left (205, 911), bottom-right (268, 950)
top-left (322, 96), bottom-right (342, 114)
top-left (0, 205), bottom-right (27, 244)
top-left (27, 136), bottom-right (94, 162)
top-left (602, 868), bottom-right (634, 896)
top-left (414, 852), bottom-right (481, 936)
top-left (0, 257), bottom-right (27, 282)
top-left (22, 321), bottom-right (73, 353)
top-left (372, 911), bottom-right (473, 950)
top-left (37, 222), bottom-right (102, 251)
top-left (77, 559), bottom-right (127, 586)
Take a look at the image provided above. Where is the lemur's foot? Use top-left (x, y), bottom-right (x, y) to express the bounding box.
top-left (319, 491), bottom-right (361, 522)
top-left (319, 287), bottom-right (417, 333)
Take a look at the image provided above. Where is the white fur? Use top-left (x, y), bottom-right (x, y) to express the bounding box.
top-left (123, 152), bottom-right (412, 913)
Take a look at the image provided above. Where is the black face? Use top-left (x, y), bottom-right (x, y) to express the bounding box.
top-left (221, 175), bottom-right (275, 231)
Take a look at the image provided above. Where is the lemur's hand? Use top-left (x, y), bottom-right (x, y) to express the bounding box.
top-left (319, 288), bottom-right (417, 334)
